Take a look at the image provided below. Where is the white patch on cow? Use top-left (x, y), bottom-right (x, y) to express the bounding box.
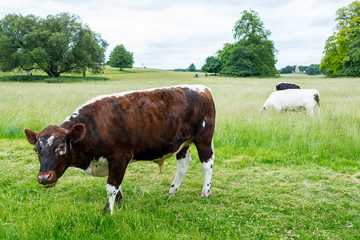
top-left (47, 135), bottom-right (55, 147)
top-left (260, 89), bottom-right (320, 116)
top-left (59, 144), bottom-right (67, 155)
top-left (106, 184), bottom-right (122, 215)
top-left (201, 154), bottom-right (214, 198)
top-left (39, 140), bottom-right (45, 148)
top-left (200, 138), bottom-right (214, 198)
top-left (184, 84), bottom-right (209, 93)
top-left (168, 147), bottom-right (192, 196)
top-left (55, 143), bottom-right (67, 155)
top-left (202, 121), bottom-right (206, 128)
top-left (62, 84), bottom-right (211, 123)
top-left (84, 157), bottom-right (109, 177)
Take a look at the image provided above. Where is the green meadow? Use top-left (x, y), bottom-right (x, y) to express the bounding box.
top-left (0, 68), bottom-right (360, 239)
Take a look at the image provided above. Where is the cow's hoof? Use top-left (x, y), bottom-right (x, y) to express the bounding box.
top-left (167, 192), bottom-right (176, 197)
top-left (167, 190), bottom-right (178, 197)
top-left (201, 192), bottom-right (211, 198)
top-left (168, 185), bottom-right (178, 196)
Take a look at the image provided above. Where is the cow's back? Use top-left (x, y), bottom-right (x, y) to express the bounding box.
top-left (61, 85), bottom-right (215, 161)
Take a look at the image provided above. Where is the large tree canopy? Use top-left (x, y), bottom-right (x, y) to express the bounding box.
top-left (0, 13), bottom-right (108, 77)
top-left (218, 10), bottom-right (277, 77)
top-left (321, 1), bottom-right (360, 76)
top-left (203, 9), bottom-right (277, 77)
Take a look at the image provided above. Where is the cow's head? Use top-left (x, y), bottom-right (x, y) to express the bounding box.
top-left (24, 124), bottom-right (85, 188)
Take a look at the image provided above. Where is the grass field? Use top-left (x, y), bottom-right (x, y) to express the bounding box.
top-left (1, 67), bottom-right (360, 239)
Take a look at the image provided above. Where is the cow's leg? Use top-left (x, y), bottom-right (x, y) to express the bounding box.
top-left (195, 139), bottom-right (215, 198)
top-left (305, 103), bottom-right (315, 116)
top-left (104, 184), bottom-right (122, 215)
top-left (168, 146), bottom-right (191, 196)
top-left (103, 157), bottom-right (129, 215)
top-left (307, 107), bottom-right (314, 116)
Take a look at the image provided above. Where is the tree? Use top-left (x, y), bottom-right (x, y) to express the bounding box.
top-left (216, 10), bottom-right (277, 77)
top-left (279, 65), bottom-right (295, 74)
top-left (299, 65), bottom-right (309, 72)
top-left (306, 64), bottom-right (323, 75)
top-left (73, 28), bottom-right (108, 77)
top-left (342, 28), bottom-right (360, 76)
top-left (108, 44), bottom-right (134, 71)
top-left (188, 63), bottom-right (196, 72)
top-left (321, 1), bottom-right (360, 76)
top-left (201, 56), bottom-right (221, 75)
top-left (233, 9), bottom-right (271, 43)
top-left (0, 13), bottom-right (108, 77)
top-left (218, 42), bottom-right (255, 76)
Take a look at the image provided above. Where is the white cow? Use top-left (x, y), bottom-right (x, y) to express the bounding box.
top-left (260, 89), bottom-right (320, 116)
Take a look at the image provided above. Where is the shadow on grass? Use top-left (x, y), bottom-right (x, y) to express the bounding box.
top-left (0, 75), bottom-right (109, 83)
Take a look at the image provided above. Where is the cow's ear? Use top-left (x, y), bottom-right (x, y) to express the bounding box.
top-left (24, 129), bottom-right (38, 145)
top-left (68, 123), bottom-right (86, 143)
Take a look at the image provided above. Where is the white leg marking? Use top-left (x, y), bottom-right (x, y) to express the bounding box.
top-left (201, 139), bottom-right (215, 198)
top-left (305, 103), bottom-right (315, 116)
top-left (168, 148), bottom-right (192, 196)
top-left (201, 154), bottom-right (214, 198)
top-left (106, 184), bottom-right (122, 215)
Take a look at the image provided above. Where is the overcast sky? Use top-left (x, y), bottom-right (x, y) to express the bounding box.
top-left (0, 0), bottom-right (355, 70)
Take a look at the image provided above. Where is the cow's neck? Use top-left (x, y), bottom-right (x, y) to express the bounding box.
top-left (61, 120), bottom-right (97, 170)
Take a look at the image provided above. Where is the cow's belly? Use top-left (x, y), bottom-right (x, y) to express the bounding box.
top-left (130, 152), bottom-right (174, 164)
top-left (84, 141), bottom-right (191, 177)
top-left (132, 140), bottom-right (192, 162)
top-left (84, 157), bottom-right (109, 177)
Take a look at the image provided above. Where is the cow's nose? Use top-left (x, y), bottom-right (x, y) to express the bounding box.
top-left (37, 171), bottom-right (56, 185)
top-left (38, 173), bottom-right (52, 184)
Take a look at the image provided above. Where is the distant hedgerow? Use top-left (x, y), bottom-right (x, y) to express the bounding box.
top-left (0, 75), bottom-right (109, 83)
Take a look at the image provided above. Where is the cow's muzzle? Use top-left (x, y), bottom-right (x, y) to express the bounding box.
top-left (37, 171), bottom-right (57, 188)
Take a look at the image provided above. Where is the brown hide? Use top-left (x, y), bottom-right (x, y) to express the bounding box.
top-left (60, 85), bottom-right (215, 167)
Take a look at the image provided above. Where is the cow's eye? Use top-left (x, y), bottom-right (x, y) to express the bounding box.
top-left (34, 148), bottom-right (40, 157)
top-left (57, 144), bottom-right (65, 152)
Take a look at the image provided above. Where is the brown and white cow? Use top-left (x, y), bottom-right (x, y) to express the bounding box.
top-left (24, 84), bottom-right (216, 215)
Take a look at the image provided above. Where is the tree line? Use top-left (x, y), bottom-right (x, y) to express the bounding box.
top-left (1, 1), bottom-right (360, 78)
top-left (279, 64), bottom-right (323, 75)
top-left (201, 1), bottom-right (360, 78)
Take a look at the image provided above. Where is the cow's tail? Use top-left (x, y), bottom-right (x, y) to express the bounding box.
top-left (314, 93), bottom-right (320, 115)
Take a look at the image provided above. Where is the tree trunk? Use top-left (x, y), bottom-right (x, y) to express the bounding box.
top-left (46, 71), bottom-right (60, 77)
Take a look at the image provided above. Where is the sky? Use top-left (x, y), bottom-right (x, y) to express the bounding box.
top-left (0, 0), bottom-right (355, 70)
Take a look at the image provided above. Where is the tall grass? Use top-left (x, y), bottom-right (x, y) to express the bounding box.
top-left (1, 68), bottom-right (360, 239)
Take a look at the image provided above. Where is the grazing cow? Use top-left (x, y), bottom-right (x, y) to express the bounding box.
top-left (260, 89), bottom-right (320, 116)
top-left (24, 85), bottom-right (216, 215)
top-left (276, 82), bottom-right (301, 91)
